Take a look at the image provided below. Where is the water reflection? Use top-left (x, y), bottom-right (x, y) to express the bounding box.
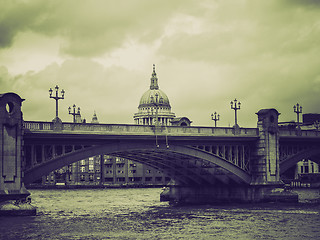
top-left (1, 188), bottom-right (319, 240)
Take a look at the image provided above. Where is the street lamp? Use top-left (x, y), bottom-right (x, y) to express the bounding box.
top-left (230, 98), bottom-right (241, 127)
top-left (49, 85), bottom-right (65, 121)
top-left (211, 112), bottom-right (220, 127)
top-left (293, 103), bottom-right (302, 128)
top-left (151, 93), bottom-right (162, 126)
top-left (151, 93), bottom-right (162, 147)
top-left (68, 104), bottom-right (81, 123)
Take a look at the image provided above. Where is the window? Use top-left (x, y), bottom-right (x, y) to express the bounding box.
top-left (80, 175), bottom-right (85, 181)
top-left (80, 166), bottom-right (86, 173)
top-left (117, 177), bottom-right (125, 182)
top-left (89, 174), bottom-right (94, 181)
top-left (146, 170), bottom-right (152, 174)
top-left (130, 170), bottom-right (136, 174)
top-left (80, 160), bottom-right (86, 165)
top-left (104, 155), bottom-right (113, 164)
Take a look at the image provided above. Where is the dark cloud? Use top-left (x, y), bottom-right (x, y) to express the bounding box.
top-left (154, 1), bottom-right (320, 125)
top-left (0, 0), bottom-right (190, 57)
top-left (0, 0), bottom-right (46, 48)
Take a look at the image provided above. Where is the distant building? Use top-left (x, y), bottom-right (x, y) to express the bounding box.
top-left (134, 64), bottom-right (176, 125)
top-left (295, 159), bottom-right (319, 176)
top-left (303, 113), bottom-right (320, 126)
top-left (171, 117), bottom-right (192, 127)
top-left (44, 155), bottom-right (170, 186)
top-left (133, 64), bottom-right (191, 126)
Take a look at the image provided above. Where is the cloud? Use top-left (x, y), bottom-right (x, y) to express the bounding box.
top-left (154, 1), bottom-right (320, 125)
top-left (0, 0), bottom-right (46, 48)
top-left (0, 59), bottom-right (147, 123)
top-left (0, 0), bottom-right (192, 57)
top-left (1, 1), bottom-right (320, 128)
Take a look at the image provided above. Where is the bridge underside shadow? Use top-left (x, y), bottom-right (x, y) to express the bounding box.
top-left (24, 142), bottom-right (251, 186)
top-left (280, 147), bottom-right (320, 175)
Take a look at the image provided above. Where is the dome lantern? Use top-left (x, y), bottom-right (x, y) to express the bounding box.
top-left (150, 64), bottom-right (159, 90)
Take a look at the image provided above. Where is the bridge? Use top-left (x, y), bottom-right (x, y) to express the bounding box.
top-left (1, 92), bottom-right (320, 203)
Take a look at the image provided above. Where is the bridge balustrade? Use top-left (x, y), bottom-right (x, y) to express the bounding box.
top-left (279, 129), bottom-right (320, 137)
top-left (23, 121), bottom-right (259, 137)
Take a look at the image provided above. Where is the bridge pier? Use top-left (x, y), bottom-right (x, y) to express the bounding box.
top-left (160, 184), bottom-right (298, 204)
top-left (250, 109), bottom-right (297, 202)
top-left (0, 93), bottom-right (35, 215)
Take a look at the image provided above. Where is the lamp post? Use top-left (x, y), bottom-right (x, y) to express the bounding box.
top-left (211, 112), bottom-right (220, 127)
top-left (293, 103), bottom-right (302, 128)
top-left (150, 93), bottom-right (163, 126)
top-left (150, 93), bottom-right (164, 147)
top-left (49, 85), bottom-right (65, 121)
top-left (68, 104), bottom-right (81, 123)
top-left (230, 98), bottom-right (241, 127)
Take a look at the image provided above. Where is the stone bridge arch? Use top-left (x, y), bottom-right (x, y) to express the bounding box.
top-left (24, 142), bottom-right (251, 186)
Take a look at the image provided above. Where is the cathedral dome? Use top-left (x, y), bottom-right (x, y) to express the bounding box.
top-left (138, 64), bottom-right (171, 109)
top-left (134, 65), bottom-right (175, 125)
top-left (138, 89), bottom-right (171, 108)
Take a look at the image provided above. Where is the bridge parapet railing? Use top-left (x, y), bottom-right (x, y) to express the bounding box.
top-left (23, 121), bottom-right (259, 137)
top-left (279, 129), bottom-right (320, 138)
top-left (23, 121), bottom-right (52, 130)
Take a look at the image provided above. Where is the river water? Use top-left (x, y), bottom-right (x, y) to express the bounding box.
top-left (1, 188), bottom-right (320, 240)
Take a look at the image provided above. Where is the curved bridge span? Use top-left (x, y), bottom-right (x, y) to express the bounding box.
top-left (22, 120), bottom-right (320, 187)
top-left (23, 121), bottom-right (255, 186)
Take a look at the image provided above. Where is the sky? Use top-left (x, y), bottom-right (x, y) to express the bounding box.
top-left (1, 0), bottom-right (320, 127)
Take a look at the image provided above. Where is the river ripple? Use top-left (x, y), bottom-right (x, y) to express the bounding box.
top-left (0, 188), bottom-right (320, 240)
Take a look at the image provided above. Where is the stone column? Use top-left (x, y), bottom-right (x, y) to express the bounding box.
top-left (251, 108), bottom-right (281, 185)
top-left (0, 93), bottom-right (30, 201)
